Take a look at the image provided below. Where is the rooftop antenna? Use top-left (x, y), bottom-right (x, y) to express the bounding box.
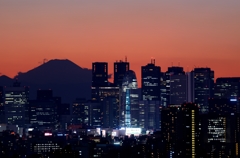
top-left (178, 62), bottom-right (180, 66)
top-left (171, 62), bottom-right (173, 67)
top-left (43, 58), bottom-right (48, 64)
top-left (125, 56), bottom-right (127, 62)
top-left (151, 57), bottom-right (155, 65)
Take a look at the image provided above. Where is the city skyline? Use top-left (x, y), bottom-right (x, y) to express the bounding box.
top-left (0, 58), bottom-right (239, 90)
top-left (1, 0), bottom-right (240, 81)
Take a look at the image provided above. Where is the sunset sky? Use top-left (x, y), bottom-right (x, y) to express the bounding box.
top-left (1, 0), bottom-right (240, 83)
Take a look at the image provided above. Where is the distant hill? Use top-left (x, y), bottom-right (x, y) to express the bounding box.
top-left (0, 59), bottom-right (92, 103)
top-left (0, 75), bottom-right (14, 87)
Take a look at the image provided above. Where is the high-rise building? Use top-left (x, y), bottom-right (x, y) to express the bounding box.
top-left (170, 74), bottom-right (187, 105)
top-left (139, 100), bottom-right (160, 131)
top-left (72, 99), bottom-right (102, 128)
top-left (4, 81), bottom-right (29, 126)
top-left (199, 98), bottom-right (239, 157)
top-left (176, 103), bottom-right (200, 158)
top-left (29, 89), bottom-right (61, 127)
top-left (88, 101), bottom-right (103, 128)
top-left (119, 70), bottom-right (139, 128)
top-left (214, 77), bottom-right (240, 99)
top-left (214, 77), bottom-right (240, 112)
top-left (29, 100), bottom-right (57, 127)
top-left (165, 67), bottom-right (186, 106)
top-left (92, 62), bottom-right (108, 87)
top-left (91, 62), bottom-right (108, 101)
top-left (193, 68), bottom-right (214, 114)
top-left (161, 103), bottom-right (200, 157)
top-left (209, 98), bottom-right (237, 115)
top-left (91, 84), bottom-right (119, 102)
top-left (141, 59), bottom-right (161, 101)
top-left (161, 105), bottom-right (181, 157)
top-left (207, 114), bottom-right (227, 143)
top-left (72, 98), bottom-right (89, 126)
top-left (114, 59), bottom-right (129, 87)
top-left (103, 97), bottom-right (118, 128)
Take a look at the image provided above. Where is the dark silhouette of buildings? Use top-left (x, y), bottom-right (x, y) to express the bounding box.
top-left (214, 77), bottom-right (240, 112)
top-left (214, 77), bottom-right (240, 99)
top-left (139, 101), bottom-right (161, 131)
top-left (91, 62), bottom-right (109, 101)
top-left (103, 97), bottom-right (118, 128)
top-left (37, 89), bottom-right (53, 100)
top-left (4, 81), bottom-right (29, 126)
top-left (141, 59), bottom-right (161, 101)
top-left (114, 59), bottom-right (130, 87)
top-left (161, 103), bottom-right (200, 158)
top-left (164, 66), bottom-right (185, 106)
top-left (193, 68), bottom-right (214, 114)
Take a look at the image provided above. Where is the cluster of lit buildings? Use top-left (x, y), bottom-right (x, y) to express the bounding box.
top-left (0, 58), bottom-right (240, 157)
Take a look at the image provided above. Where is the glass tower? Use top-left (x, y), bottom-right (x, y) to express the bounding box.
top-left (119, 70), bottom-right (139, 128)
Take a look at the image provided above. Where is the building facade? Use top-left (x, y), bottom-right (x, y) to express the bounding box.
top-left (193, 68), bottom-right (214, 114)
top-left (119, 70), bottom-right (139, 128)
top-left (4, 81), bottom-right (29, 126)
top-left (141, 59), bottom-right (161, 101)
top-left (114, 59), bottom-right (130, 87)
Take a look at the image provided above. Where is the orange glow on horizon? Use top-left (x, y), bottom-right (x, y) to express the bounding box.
top-left (0, 0), bottom-right (240, 85)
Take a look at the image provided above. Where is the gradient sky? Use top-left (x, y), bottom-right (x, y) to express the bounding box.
top-left (1, 0), bottom-right (240, 84)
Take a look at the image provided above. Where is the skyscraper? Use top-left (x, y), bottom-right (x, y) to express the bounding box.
top-left (193, 68), bottom-right (214, 114)
top-left (164, 66), bottom-right (186, 106)
top-left (139, 100), bottom-right (160, 130)
top-left (119, 70), bottom-right (139, 128)
top-left (169, 74), bottom-right (187, 105)
top-left (91, 62), bottom-right (108, 101)
top-left (176, 103), bottom-right (200, 158)
top-left (103, 96), bottom-right (118, 128)
top-left (214, 77), bottom-right (240, 112)
top-left (161, 103), bottom-right (200, 157)
top-left (141, 59), bottom-right (161, 101)
top-left (161, 105), bottom-right (181, 157)
top-left (29, 89), bottom-right (58, 127)
top-left (72, 98), bottom-right (89, 126)
top-left (4, 81), bottom-right (29, 126)
top-left (214, 77), bottom-right (240, 99)
top-left (114, 59), bottom-right (129, 87)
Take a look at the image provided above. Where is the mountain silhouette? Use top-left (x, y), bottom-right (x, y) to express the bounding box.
top-left (0, 75), bottom-right (13, 86)
top-left (0, 59), bottom-right (92, 103)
